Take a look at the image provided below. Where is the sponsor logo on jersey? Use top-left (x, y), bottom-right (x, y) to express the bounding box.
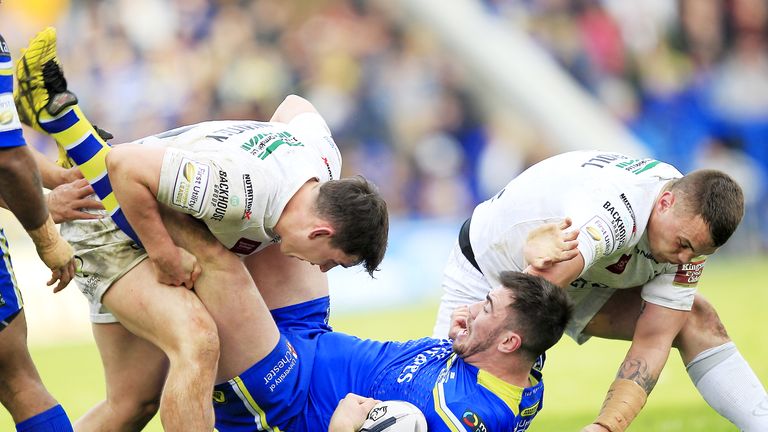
top-left (229, 237), bottom-right (261, 255)
top-left (0, 36), bottom-right (9, 55)
top-left (580, 216), bottom-right (614, 258)
top-left (0, 109), bottom-right (13, 125)
top-left (212, 391), bottom-right (226, 403)
top-left (206, 122), bottom-right (269, 142)
top-left (586, 226), bottom-right (601, 241)
top-left (462, 411), bottom-right (488, 432)
top-left (606, 253), bottom-right (633, 274)
top-left (172, 158), bottom-right (210, 213)
top-left (321, 156), bottom-right (333, 180)
top-left (397, 346), bottom-right (451, 384)
top-left (634, 245), bottom-right (658, 264)
top-left (615, 158), bottom-right (662, 175)
top-left (0, 94), bottom-right (22, 133)
top-left (602, 200), bottom-right (628, 249)
top-left (210, 170), bottom-right (229, 221)
top-left (570, 278), bottom-right (611, 290)
top-left (520, 401), bottom-right (540, 417)
top-left (619, 193), bottom-right (637, 236)
top-left (673, 256), bottom-right (707, 287)
top-left (242, 174), bottom-right (253, 220)
top-left (263, 342), bottom-right (298, 393)
top-left (580, 152), bottom-right (627, 168)
top-left (367, 405), bottom-right (387, 422)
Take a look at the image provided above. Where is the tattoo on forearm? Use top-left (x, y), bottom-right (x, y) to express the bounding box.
top-left (616, 358), bottom-right (657, 394)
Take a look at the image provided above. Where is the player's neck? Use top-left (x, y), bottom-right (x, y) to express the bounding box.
top-left (470, 355), bottom-right (533, 388)
top-left (274, 180), bottom-right (320, 236)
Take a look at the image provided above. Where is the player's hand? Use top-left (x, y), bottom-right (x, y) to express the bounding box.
top-left (47, 178), bottom-right (104, 223)
top-left (524, 217), bottom-right (579, 270)
top-left (581, 424), bottom-right (610, 432)
top-left (328, 393), bottom-right (379, 432)
top-left (46, 256), bottom-right (76, 293)
top-left (448, 305), bottom-right (469, 340)
top-left (60, 167), bottom-right (85, 184)
top-left (151, 246), bottom-right (201, 289)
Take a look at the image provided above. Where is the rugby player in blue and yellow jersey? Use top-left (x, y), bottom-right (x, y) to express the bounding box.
top-left (0, 31), bottom-right (75, 431)
top-left (212, 254), bottom-right (572, 432)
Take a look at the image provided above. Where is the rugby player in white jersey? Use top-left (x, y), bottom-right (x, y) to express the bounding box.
top-left (433, 150), bottom-right (767, 431)
top-left (15, 28), bottom-right (388, 431)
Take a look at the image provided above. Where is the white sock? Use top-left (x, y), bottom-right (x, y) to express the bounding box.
top-left (687, 342), bottom-right (768, 431)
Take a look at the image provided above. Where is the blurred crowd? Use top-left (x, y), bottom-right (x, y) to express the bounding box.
top-left (1, 0), bottom-right (767, 249)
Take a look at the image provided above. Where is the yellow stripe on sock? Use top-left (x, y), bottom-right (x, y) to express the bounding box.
top-left (100, 192), bottom-right (119, 214)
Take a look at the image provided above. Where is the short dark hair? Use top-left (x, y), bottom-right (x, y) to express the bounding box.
top-left (670, 170), bottom-right (744, 247)
top-left (499, 271), bottom-right (573, 361)
top-left (315, 175), bottom-right (389, 276)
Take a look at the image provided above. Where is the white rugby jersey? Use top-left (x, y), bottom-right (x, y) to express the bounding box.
top-left (148, 113), bottom-right (342, 255)
top-left (470, 150), bottom-right (705, 311)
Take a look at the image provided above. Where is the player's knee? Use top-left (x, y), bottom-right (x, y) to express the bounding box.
top-left (109, 395), bottom-right (160, 429)
top-left (675, 294), bottom-right (730, 348)
top-left (176, 311), bottom-right (220, 367)
top-left (105, 144), bottom-right (128, 172)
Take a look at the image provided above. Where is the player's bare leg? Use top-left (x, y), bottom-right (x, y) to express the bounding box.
top-left (244, 244), bottom-right (329, 310)
top-left (0, 310), bottom-right (62, 423)
top-left (100, 262), bottom-right (219, 431)
top-left (583, 289), bottom-right (768, 431)
top-left (75, 323), bottom-right (168, 432)
top-left (159, 209), bottom-right (279, 382)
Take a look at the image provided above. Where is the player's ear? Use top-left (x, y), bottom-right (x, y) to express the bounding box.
top-left (498, 331), bottom-right (522, 354)
top-left (657, 191), bottom-right (675, 213)
top-left (308, 226), bottom-right (334, 239)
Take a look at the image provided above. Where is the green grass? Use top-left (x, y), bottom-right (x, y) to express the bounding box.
top-left (1, 256), bottom-right (765, 430)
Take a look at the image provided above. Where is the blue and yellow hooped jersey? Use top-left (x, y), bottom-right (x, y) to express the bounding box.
top-left (0, 35), bottom-right (26, 149)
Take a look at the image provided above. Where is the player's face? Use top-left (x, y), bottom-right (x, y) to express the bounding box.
top-left (452, 288), bottom-right (510, 359)
top-left (282, 236), bottom-right (359, 273)
top-left (648, 196), bottom-right (717, 264)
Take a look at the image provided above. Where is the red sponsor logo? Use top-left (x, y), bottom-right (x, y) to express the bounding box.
top-left (673, 257), bottom-right (706, 287)
top-left (606, 254), bottom-right (632, 274)
top-left (229, 238), bottom-right (261, 255)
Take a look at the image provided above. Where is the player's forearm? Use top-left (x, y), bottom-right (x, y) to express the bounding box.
top-left (112, 177), bottom-right (175, 256)
top-left (525, 253), bottom-right (584, 288)
top-left (0, 146), bottom-right (50, 229)
top-left (29, 145), bottom-right (70, 189)
top-left (593, 305), bottom-right (683, 431)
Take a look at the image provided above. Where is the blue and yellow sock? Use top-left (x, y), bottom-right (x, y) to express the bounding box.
top-left (38, 105), bottom-right (141, 245)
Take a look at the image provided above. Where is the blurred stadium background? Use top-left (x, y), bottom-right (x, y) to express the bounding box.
top-left (0, 0), bottom-right (766, 430)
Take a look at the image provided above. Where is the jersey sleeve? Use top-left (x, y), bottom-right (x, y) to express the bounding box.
top-left (0, 35), bottom-right (26, 149)
top-left (641, 256), bottom-right (706, 310)
top-left (286, 112), bottom-right (342, 181)
top-left (567, 184), bottom-right (639, 276)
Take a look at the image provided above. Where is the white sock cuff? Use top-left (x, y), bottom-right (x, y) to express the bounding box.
top-left (686, 342), bottom-right (737, 385)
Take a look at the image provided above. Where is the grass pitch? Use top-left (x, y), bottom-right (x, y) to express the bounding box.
top-left (0, 255), bottom-right (764, 431)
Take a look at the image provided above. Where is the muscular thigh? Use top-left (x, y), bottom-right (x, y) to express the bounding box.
top-left (92, 322), bottom-right (167, 402)
top-left (582, 286), bottom-right (644, 341)
top-left (243, 245), bottom-right (328, 310)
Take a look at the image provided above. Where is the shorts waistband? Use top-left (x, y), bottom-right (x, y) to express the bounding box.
top-left (458, 217), bottom-right (482, 273)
